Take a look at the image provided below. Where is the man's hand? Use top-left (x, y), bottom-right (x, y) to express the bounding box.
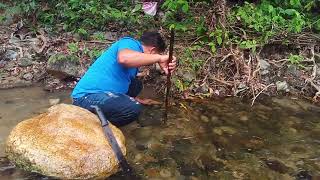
top-left (158, 55), bottom-right (177, 75)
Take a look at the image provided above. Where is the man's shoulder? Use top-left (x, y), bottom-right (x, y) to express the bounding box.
top-left (116, 36), bottom-right (143, 52)
top-left (118, 36), bottom-right (139, 43)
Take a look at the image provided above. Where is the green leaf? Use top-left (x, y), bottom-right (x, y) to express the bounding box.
top-left (169, 24), bottom-right (175, 30)
top-left (67, 43), bottom-right (79, 54)
top-left (182, 3), bottom-right (189, 13)
top-left (289, 0), bottom-right (301, 8)
top-left (288, 54), bottom-right (303, 65)
top-left (132, 4), bottom-right (141, 13)
top-left (217, 36), bottom-right (223, 45)
top-left (284, 9), bottom-right (297, 16)
top-left (0, 2), bottom-right (7, 9)
top-left (208, 42), bottom-right (216, 53)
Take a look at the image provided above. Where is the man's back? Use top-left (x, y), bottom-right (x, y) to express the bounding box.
top-left (71, 37), bottom-right (144, 99)
top-left (71, 31), bottom-right (174, 126)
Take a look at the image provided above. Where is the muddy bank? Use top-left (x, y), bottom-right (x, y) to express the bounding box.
top-left (1, 24), bottom-right (320, 103)
top-left (0, 23), bottom-right (121, 90)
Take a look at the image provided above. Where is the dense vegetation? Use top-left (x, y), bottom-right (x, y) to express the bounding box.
top-left (1, 0), bottom-right (320, 99)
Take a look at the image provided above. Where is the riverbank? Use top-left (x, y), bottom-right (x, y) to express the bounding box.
top-left (1, 24), bottom-right (320, 105)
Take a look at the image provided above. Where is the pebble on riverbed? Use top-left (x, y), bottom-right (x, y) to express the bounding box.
top-left (49, 99), bottom-right (60, 106)
top-left (212, 126), bottom-right (237, 135)
top-left (200, 115), bottom-right (210, 123)
top-left (159, 169), bottom-right (172, 178)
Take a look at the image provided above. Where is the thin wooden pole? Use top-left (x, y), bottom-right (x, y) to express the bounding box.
top-left (163, 28), bottom-right (175, 124)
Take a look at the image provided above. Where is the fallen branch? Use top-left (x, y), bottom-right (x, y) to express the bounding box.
top-left (251, 83), bottom-right (274, 106)
top-left (210, 76), bottom-right (233, 86)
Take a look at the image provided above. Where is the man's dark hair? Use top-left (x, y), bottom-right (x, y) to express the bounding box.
top-left (140, 31), bottom-right (166, 53)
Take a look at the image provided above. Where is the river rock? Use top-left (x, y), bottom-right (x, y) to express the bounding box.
top-left (49, 98), bottom-right (60, 106)
top-left (237, 111), bottom-right (249, 121)
top-left (160, 168), bottom-right (172, 178)
top-left (18, 57), bottom-right (33, 67)
top-left (47, 54), bottom-right (83, 79)
top-left (200, 115), bottom-right (209, 123)
top-left (177, 69), bottom-right (196, 82)
top-left (212, 126), bottom-right (237, 135)
top-left (1, 49), bottom-right (18, 61)
top-left (259, 59), bottom-right (270, 75)
top-left (5, 104), bottom-right (126, 179)
top-left (22, 72), bottom-right (33, 81)
top-left (272, 98), bottom-right (302, 111)
top-left (276, 81), bottom-right (289, 92)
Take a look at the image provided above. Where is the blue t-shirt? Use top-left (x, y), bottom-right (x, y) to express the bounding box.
top-left (71, 37), bottom-right (144, 98)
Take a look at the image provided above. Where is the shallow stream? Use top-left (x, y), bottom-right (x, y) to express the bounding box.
top-left (0, 87), bottom-right (320, 179)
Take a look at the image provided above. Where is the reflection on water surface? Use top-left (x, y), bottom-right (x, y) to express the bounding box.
top-left (0, 87), bottom-right (319, 179)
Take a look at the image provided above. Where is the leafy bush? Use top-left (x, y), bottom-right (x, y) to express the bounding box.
top-left (231, 0), bottom-right (320, 45)
top-left (4, 0), bottom-right (143, 32)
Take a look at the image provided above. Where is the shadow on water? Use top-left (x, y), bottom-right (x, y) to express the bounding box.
top-left (1, 86), bottom-right (320, 179)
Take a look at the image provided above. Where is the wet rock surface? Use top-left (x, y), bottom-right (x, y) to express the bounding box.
top-left (5, 104), bottom-right (126, 179)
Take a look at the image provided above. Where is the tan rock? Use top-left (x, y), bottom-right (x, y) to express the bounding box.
top-left (6, 104), bottom-right (126, 179)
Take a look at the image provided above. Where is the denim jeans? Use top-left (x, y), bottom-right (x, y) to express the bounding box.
top-left (73, 79), bottom-right (143, 126)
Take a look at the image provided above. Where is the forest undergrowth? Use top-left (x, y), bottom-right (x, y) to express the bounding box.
top-left (1, 0), bottom-right (320, 103)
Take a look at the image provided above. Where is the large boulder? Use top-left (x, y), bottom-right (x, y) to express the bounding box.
top-left (46, 54), bottom-right (83, 79)
top-left (5, 104), bottom-right (126, 179)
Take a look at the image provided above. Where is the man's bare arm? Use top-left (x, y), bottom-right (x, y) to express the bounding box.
top-left (118, 49), bottom-right (163, 67)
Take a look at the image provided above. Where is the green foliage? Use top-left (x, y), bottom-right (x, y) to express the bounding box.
top-left (92, 32), bottom-right (105, 41)
top-left (0, 2), bottom-right (7, 9)
top-left (232, 0), bottom-right (319, 46)
top-left (239, 39), bottom-right (257, 53)
top-left (67, 43), bottom-right (79, 54)
top-left (180, 46), bottom-right (204, 71)
top-left (68, 42), bottom-right (103, 61)
top-left (162, 0), bottom-right (192, 32)
top-left (87, 48), bottom-right (103, 60)
top-left (4, 0), bottom-right (141, 32)
top-left (162, 0), bottom-right (189, 13)
top-left (76, 28), bottom-right (89, 40)
top-left (208, 28), bottom-right (228, 53)
top-left (48, 54), bottom-right (79, 64)
top-left (288, 54), bottom-right (303, 65)
top-left (173, 78), bottom-right (188, 92)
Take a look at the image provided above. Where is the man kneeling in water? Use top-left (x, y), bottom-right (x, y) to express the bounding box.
top-left (71, 31), bottom-right (177, 126)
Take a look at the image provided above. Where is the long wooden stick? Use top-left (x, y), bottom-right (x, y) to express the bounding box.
top-left (163, 28), bottom-right (175, 124)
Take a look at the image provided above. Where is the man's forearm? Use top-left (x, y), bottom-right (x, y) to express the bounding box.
top-left (118, 49), bottom-right (161, 67)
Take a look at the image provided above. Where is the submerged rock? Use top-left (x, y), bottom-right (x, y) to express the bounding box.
top-left (237, 111), bottom-right (249, 122)
top-left (212, 126), bottom-right (237, 135)
top-left (159, 168), bottom-right (172, 178)
top-left (6, 104), bottom-right (126, 179)
top-left (272, 98), bottom-right (302, 111)
top-left (264, 159), bottom-right (290, 174)
top-left (200, 115), bottom-right (210, 123)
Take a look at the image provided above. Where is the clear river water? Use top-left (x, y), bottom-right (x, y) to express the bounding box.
top-left (0, 86), bottom-right (319, 180)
